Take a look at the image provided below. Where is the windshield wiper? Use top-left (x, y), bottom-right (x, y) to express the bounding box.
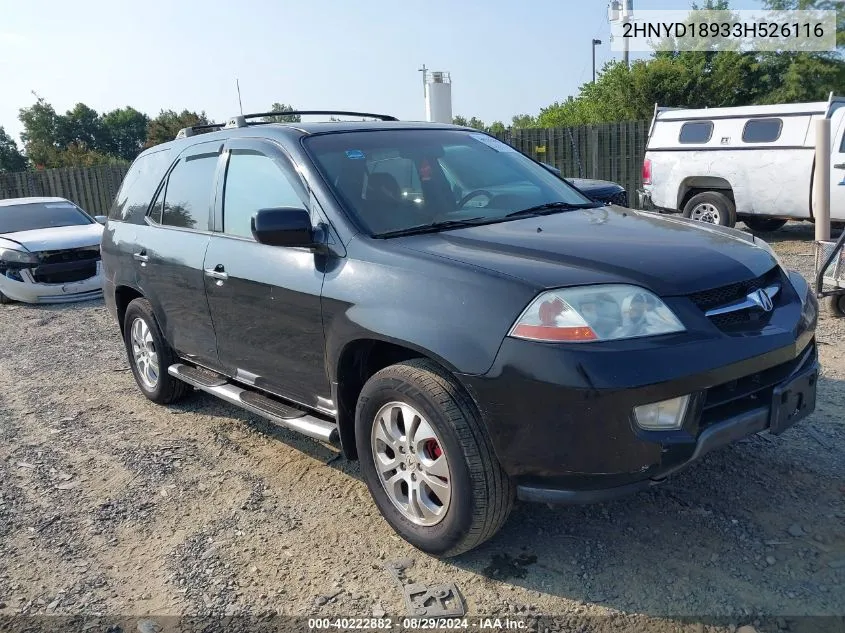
top-left (375, 217), bottom-right (490, 238)
top-left (505, 201), bottom-right (599, 219)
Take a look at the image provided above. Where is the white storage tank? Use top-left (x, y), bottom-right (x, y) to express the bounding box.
top-left (425, 71), bottom-right (452, 124)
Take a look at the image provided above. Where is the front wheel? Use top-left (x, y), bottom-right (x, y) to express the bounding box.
top-left (683, 191), bottom-right (737, 228)
top-left (355, 359), bottom-right (514, 557)
top-left (0, 291), bottom-right (13, 305)
top-left (743, 217), bottom-right (787, 233)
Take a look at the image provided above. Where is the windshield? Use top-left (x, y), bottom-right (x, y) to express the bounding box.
top-left (0, 201), bottom-right (93, 234)
top-left (304, 129), bottom-right (596, 236)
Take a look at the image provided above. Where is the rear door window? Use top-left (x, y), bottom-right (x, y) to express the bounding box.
top-left (678, 121), bottom-right (713, 144)
top-left (222, 150), bottom-right (306, 239)
top-left (159, 153), bottom-right (219, 231)
top-left (108, 148), bottom-right (174, 222)
top-left (742, 118), bottom-right (782, 143)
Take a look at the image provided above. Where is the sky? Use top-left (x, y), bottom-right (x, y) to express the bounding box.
top-left (0, 0), bottom-right (767, 145)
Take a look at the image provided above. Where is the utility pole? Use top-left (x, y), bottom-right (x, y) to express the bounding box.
top-left (622, 0), bottom-right (632, 68)
top-left (418, 64), bottom-right (428, 98)
top-left (592, 39), bottom-right (602, 83)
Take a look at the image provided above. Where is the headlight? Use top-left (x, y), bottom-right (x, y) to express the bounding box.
top-left (0, 246), bottom-right (38, 264)
top-left (509, 284), bottom-right (686, 343)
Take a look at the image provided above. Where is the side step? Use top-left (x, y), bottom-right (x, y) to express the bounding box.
top-left (168, 363), bottom-right (338, 445)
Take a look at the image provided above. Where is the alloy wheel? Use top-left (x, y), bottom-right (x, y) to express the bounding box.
top-left (130, 317), bottom-right (159, 390)
top-left (370, 401), bottom-right (452, 526)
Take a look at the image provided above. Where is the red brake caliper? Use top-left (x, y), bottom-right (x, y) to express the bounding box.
top-left (424, 439), bottom-right (442, 460)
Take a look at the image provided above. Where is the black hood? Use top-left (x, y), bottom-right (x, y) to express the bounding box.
top-left (396, 207), bottom-right (775, 296)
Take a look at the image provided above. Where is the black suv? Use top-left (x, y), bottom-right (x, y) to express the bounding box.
top-left (102, 111), bottom-right (819, 556)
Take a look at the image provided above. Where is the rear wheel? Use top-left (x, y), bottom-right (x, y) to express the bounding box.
top-left (355, 359), bottom-right (514, 557)
top-left (823, 294), bottom-right (845, 318)
top-left (123, 298), bottom-right (189, 404)
top-left (683, 191), bottom-right (737, 228)
top-left (743, 217), bottom-right (787, 233)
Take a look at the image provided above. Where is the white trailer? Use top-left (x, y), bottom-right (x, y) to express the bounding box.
top-left (639, 93), bottom-right (845, 232)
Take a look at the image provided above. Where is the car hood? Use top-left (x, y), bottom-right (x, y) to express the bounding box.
top-left (396, 207), bottom-right (774, 296)
top-left (0, 223), bottom-right (103, 253)
top-left (568, 178), bottom-right (622, 192)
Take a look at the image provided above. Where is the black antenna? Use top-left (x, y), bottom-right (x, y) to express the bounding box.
top-left (236, 79), bottom-right (243, 116)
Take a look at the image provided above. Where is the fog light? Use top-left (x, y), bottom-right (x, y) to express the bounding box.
top-left (634, 395), bottom-right (690, 430)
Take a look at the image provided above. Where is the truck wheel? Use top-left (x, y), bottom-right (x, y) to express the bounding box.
top-left (683, 191), bottom-right (737, 228)
top-left (123, 298), bottom-right (189, 404)
top-left (743, 217), bottom-right (787, 233)
top-left (823, 294), bottom-right (845, 318)
top-left (355, 359), bottom-right (514, 557)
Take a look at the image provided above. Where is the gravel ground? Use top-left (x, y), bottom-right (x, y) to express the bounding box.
top-left (0, 221), bottom-right (843, 632)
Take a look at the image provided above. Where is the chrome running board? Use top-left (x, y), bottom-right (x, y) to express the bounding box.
top-left (168, 363), bottom-right (338, 445)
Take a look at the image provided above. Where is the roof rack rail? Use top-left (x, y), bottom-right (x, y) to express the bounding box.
top-left (175, 123), bottom-right (225, 139)
top-left (223, 110), bottom-right (399, 129)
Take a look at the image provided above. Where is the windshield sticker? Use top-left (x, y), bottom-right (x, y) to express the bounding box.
top-left (345, 149), bottom-right (366, 160)
top-left (469, 133), bottom-right (517, 153)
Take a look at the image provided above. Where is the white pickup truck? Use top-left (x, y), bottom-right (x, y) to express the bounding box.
top-left (639, 94), bottom-right (845, 232)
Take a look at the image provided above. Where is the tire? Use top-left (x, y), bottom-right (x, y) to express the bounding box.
top-left (743, 217), bottom-right (787, 233)
top-left (123, 297), bottom-right (189, 404)
top-left (683, 191), bottom-right (737, 228)
top-left (0, 291), bottom-right (13, 305)
top-left (355, 359), bottom-right (514, 557)
top-left (823, 294), bottom-right (845, 318)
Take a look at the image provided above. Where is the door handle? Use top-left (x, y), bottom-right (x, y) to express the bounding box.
top-left (834, 163), bottom-right (845, 170)
top-left (204, 267), bottom-right (228, 281)
top-left (133, 250), bottom-right (149, 264)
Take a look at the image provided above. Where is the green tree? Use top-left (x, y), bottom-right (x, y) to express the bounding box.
top-left (467, 116), bottom-right (486, 130)
top-left (101, 107), bottom-right (149, 161)
top-left (487, 121), bottom-right (507, 136)
top-left (262, 103), bottom-right (301, 123)
top-left (452, 115), bottom-right (468, 126)
top-left (511, 113), bottom-right (537, 128)
top-left (19, 96), bottom-right (63, 167)
top-left (146, 109), bottom-right (210, 147)
top-left (0, 127), bottom-right (27, 172)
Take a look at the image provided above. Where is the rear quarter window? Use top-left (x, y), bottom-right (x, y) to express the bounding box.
top-left (678, 121), bottom-right (713, 144)
top-left (742, 118), bottom-right (782, 143)
top-left (108, 148), bottom-right (174, 223)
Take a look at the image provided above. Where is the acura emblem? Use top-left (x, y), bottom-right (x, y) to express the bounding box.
top-left (748, 288), bottom-right (774, 312)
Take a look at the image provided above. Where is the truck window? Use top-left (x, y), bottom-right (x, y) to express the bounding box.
top-left (159, 154), bottom-right (218, 231)
top-left (223, 151), bottom-right (305, 239)
top-left (678, 122), bottom-right (713, 144)
top-left (108, 148), bottom-right (173, 223)
top-left (742, 118), bottom-right (782, 143)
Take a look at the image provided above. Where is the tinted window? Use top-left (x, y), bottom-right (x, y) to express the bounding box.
top-left (305, 129), bottom-right (595, 236)
top-left (160, 154), bottom-right (218, 231)
top-left (223, 151), bottom-right (304, 238)
top-left (742, 118), bottom-right (782, 143)
top-left (840, 129), bottom-right (845, 153)
top-left (678, 121), bottom-right (713, 144)
top-left (0, 201), bottom-right (92, 234)
top-left (108, 148), bottom-right (173, 222)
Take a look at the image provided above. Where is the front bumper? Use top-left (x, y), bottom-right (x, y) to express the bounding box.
top-left (0, 261), bottom-right (103, 304)
top-left (515, 342), bottom-right (818, 504)
top-left (460, 280), bottom-right (818, 504)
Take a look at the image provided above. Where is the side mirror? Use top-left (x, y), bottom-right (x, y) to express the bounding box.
top-left (251, 207), bottom-right (318, 249)
top-left (94, 215), bottom-right (107, 224)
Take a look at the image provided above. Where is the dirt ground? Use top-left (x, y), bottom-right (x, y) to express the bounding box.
top-left (0, 222), bottom-right (843, 633)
